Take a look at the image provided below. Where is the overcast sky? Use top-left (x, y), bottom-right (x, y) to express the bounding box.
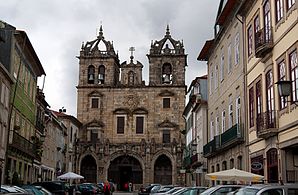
top-left (1, 0), bottom-right (218, 116)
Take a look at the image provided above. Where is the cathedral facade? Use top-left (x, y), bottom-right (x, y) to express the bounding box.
top-left (76, 26), bottom-right (187, 189)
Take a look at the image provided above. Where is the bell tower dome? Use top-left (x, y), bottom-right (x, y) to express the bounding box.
top-left (147, 25), bottom-right (187, 86)
top-left (78, 25), bottom-right (120, 87)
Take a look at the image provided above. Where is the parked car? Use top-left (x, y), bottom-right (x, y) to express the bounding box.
top-left (139, 184), bottom-right (161, 195)
top-left (0, 185), bottom-right (28, 194)
top-left (200, 185), bottom-right (243, 195)
top-left (162, 187), bottom-right (183, 194)
top-left (77, 183), bottom-right (100, 195)
top-left (21, 185), bottom-right (44, 195)
top-left (172, 187), bottom-right (207, 195)
top-left (33, 181), bottom-right (67, 195)
top-left (151, 185), bottom-right (176, 195)
top-left (232, 183), bottom-right (298, 195)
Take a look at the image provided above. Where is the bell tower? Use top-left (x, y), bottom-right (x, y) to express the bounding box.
top-left (78, 25), bottom-right (120, 87)
top-left (147, 25), bottom-right (187, 86)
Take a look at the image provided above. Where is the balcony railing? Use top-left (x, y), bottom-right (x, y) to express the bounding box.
top-left (221, 124), bottom-right (243, 147)
top-left (255, 27), bottom-right (273, 58)
top-left (256, 110), bottom-right (278, 139)
top-left (9, 132), bottom-right (35, 158)
top-left (203, 124), bottom-right (244, 157)
top-left (36, 120), bottom-right (45, 134)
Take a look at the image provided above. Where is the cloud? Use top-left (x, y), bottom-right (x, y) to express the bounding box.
top-left (0, 0), bottom-right (217, 116)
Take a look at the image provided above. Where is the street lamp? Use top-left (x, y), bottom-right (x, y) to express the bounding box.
top-left (275, 80), bottom-right (298, 104)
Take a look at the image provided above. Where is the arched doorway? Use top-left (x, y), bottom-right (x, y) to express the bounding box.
top-left (154, 154), bottom-right (172, 184)
top-left (267, 148), bottom-right (278, 183)
top-left (81, 155), bottom-right (97, 183)
top-left (108, 155), bottom-right (142, 191)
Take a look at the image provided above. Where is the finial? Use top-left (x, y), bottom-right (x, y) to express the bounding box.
top-left (98, 23), bottom-right (103, 37)
top-left (166, 24), bottom-right (170, 35)
top-left (81, 42), bottom-right (84, 49)
top-left (129, 47), bottom-right (135, 63)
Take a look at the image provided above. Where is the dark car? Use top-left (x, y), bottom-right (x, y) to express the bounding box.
top-left (77, 183), bottom-right (100, 195)
top-left (33, 181), bottom-right (67, 195)
top-left (139, 184), bottom-right (161, 195)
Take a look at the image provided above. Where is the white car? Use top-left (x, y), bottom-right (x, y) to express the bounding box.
top-left (0, 185), bottom-right (29, 193)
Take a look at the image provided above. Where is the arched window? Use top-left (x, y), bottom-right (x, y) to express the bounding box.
top-left (88, 65), bottom-right (95, 84)
top-left (162, 63), bottom-right (172, 84)
top-left (98, 65), bottom-right (105, 84)
top-left (128, 71), bottom-right (134, 86)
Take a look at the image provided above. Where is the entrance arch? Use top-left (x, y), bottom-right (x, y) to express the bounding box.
top-left (108, 155), bottom-right (142, 191)
top-left (154, 154), bottom-right (172, 184)
top-left (81, 155), bottom-right (97, 183)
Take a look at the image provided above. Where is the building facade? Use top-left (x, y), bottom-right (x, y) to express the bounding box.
top-left (76, 26), bottom-right (186, 189)
top-left (0, 21), bottom-right (46, 184)
top-left (239, 0), bottom-right (298, 183)
top-left (183, 76), bottom-right (208, 187)
top-left (198, 0), bottom-right (248, 184)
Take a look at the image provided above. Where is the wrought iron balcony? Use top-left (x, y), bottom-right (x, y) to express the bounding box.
top-left (9, 132), bottom-right (35, 158)
top-left (36, 120), bottom-right (45, 134)
top-left (203, 138), bottom-right (216, 157)
top-left (203, 124), bottom-right (244, 157)
top-left (255, 27), bottom-right (273, 58)
top-left (221, 124), bottom-right (244, 148)
top-left (256, 110), bottom-right (278, 139)
top-left (286, 170), bottom-right (298, 183)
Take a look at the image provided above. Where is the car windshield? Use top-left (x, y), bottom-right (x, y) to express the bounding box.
top-left (200, 186), bottom-right (217, 195)
top-left (234, 188), bottom-right (258, 195)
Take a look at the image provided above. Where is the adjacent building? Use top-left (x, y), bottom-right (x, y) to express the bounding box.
top-left (76, 25), bottom-right (186, 189)
top-left (0, 21), bottom-right (14, 185)
top-left (183, 75), bottom-right (208, 186)
top-left (238, 0), bottom-right (298, 183)
top-left (198, 0), bottom-right (248, 184)
top-left (0, 21), bottom-right (46, 184)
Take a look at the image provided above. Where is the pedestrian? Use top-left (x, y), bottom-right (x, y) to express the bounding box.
top-left (103, 180), bottom-right (111, 195)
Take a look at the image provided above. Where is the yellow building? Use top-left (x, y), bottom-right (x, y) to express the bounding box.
top-left (238, 0), bottom-right (298, 183)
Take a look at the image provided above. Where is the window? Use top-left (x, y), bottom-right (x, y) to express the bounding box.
top-left (228, 43), bottom-right (232, 73)
top-left (290, 50), bottom-right (298, 102)
top-left (275, 0), bottom-right (284, 22)
top-left (234, 33), bottom-right (240, 65)
top-left (128, 71), bottom-right (134, 86)
top-left (215, 116), bottom-right (220, 135)
top-left (0, 82), bottom-right (5, 105)
top-left (278, 60), bottom-right (287, 109)
top-left (264, 0), bottom-right (272, 42)
top-left (266, 70), bottom-right (274, 126)
top-left (229, 103), bottom-right (233, 128)
top-left (254, 15), bottom-right (260, 34)
top-left (249, 87), bottom-right (255, 127)
top-left (230, 158), bottom-right (234, 169)
top-left (222, 110), bottom-right (226, 132)
top-left (91, 98), bottom-right (99, 108)
top-left (162, 130), bottom-right (170, 143)
top-left (163, 98), bottom-right (170, 108)
top-left (210, 71), bottom-right (213, 94)
top-left (256, 81), bottom-right (262, 118)
top-left (237, 156), bottom-right (243, 169)
top-left (248, 25), bottom-right (253, 56)
top-left (136, 116), bottom-right (144, 134)
top-left (117, 116), bottom-right (125, 134)
top-left (88, 65), bottom-right (95, 84)
top-left (210, 121), bottom-right (214, 141)
top-left (162, 63), bottom-right (172, 84)
top-left (220, 51), bottom-right (224, 81)
top-left (98, 65), bottom-right (105, 84)
top-left (214, 65), bottom-right (218, 89)
top-left (236, 97), bottom-right (241, 125)
top-left (287, 0), bottom-right (296, 10)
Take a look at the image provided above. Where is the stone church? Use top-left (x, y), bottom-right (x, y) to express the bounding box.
top-left (75, 25), bottom-right (187, 189)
